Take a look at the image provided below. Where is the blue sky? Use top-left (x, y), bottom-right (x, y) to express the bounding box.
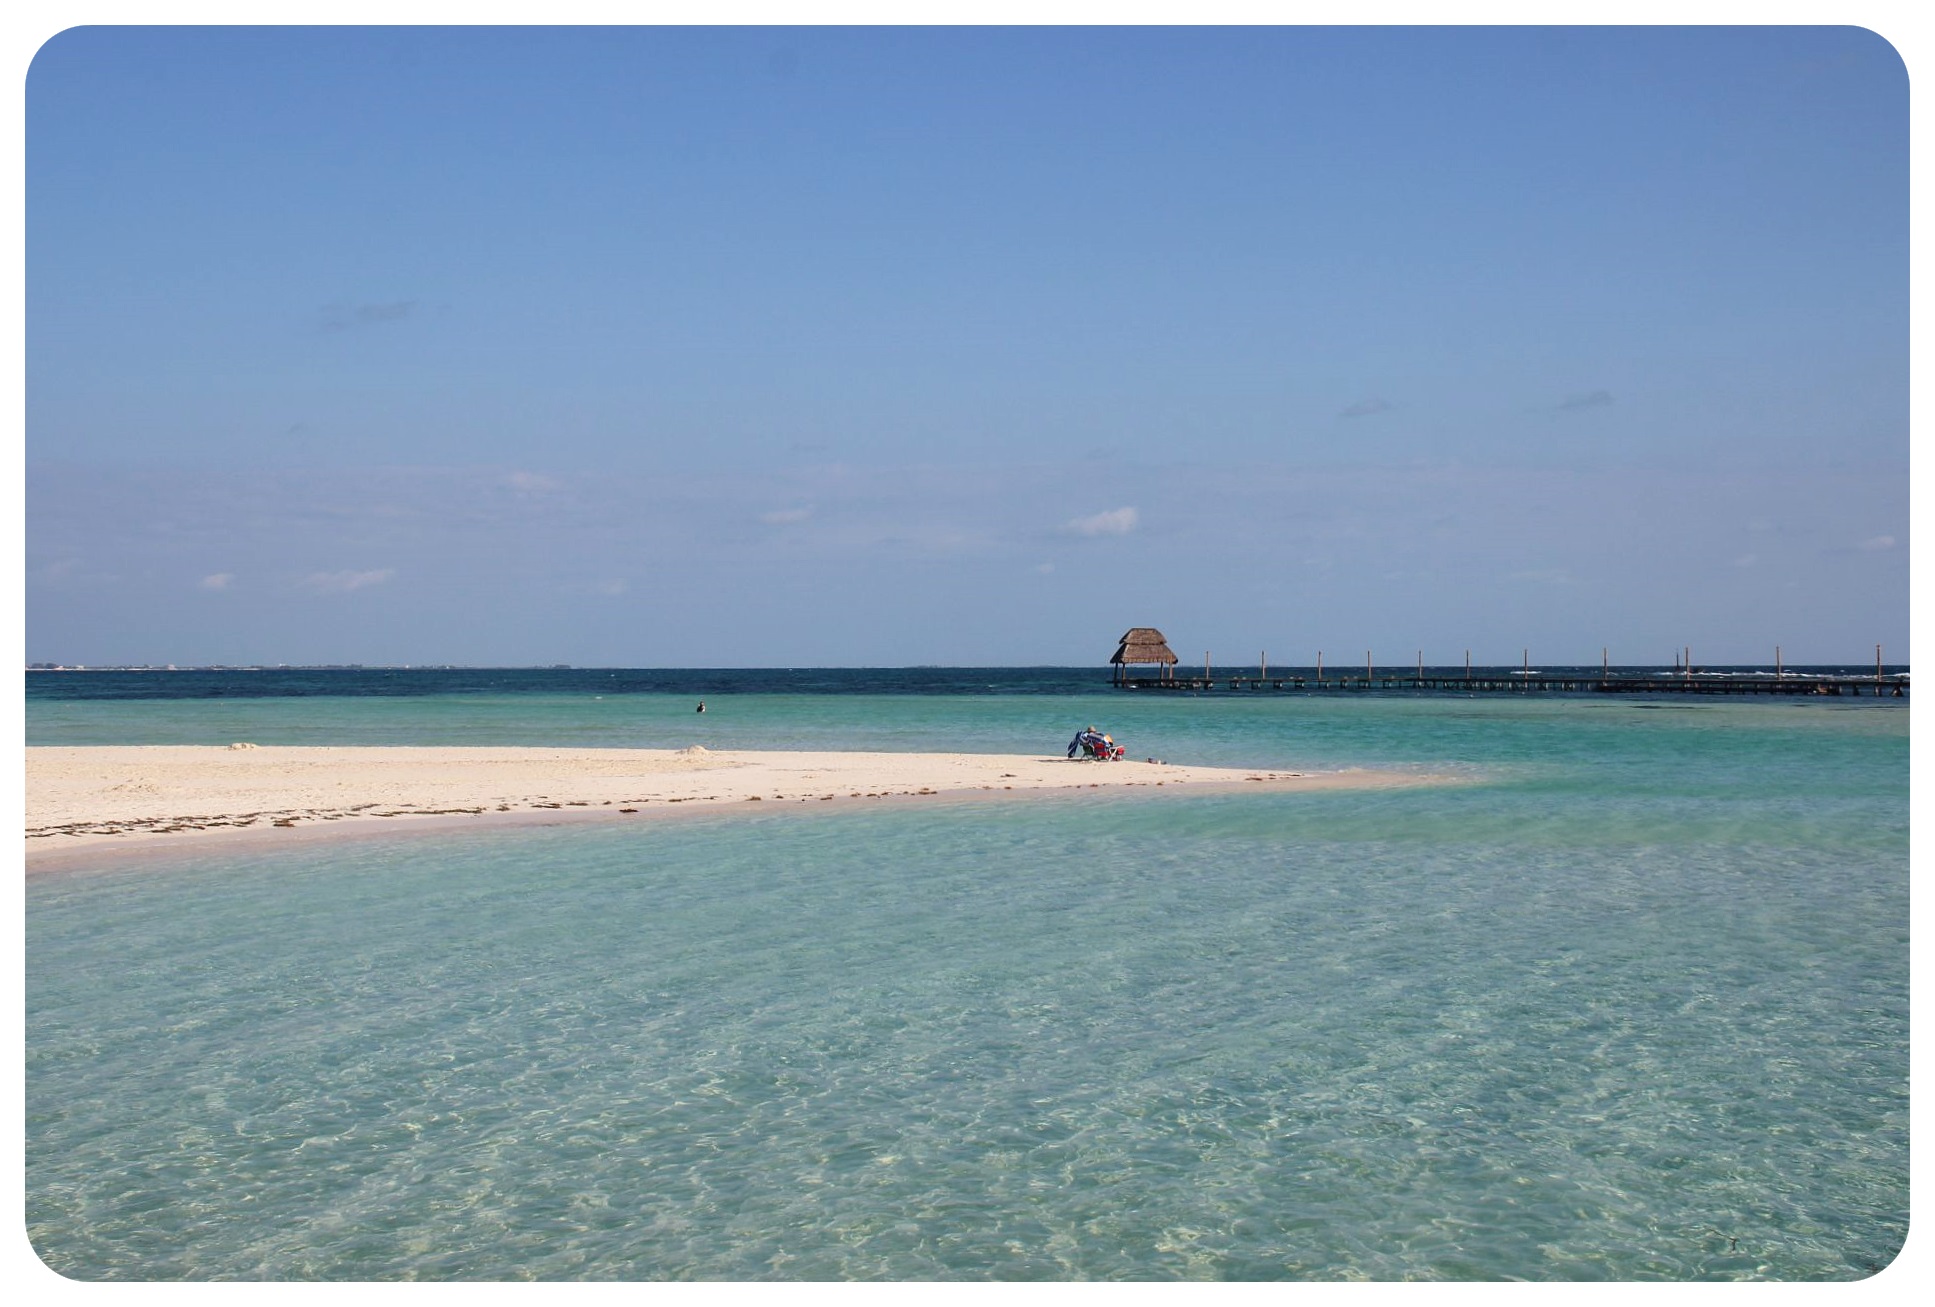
top-left (25, 25), bottom-right (1908, 666)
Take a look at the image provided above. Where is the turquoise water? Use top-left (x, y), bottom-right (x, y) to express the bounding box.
top-left (26, 690), bottom-right (1908, 1279)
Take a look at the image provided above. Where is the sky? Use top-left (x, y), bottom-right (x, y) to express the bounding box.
top-left (23, 23), bottom-right (1910, 667)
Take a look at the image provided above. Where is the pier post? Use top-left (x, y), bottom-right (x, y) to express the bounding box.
top-left (1602, 647), bottom-right (1608, 682)
top-left (1466, 649), bottom-right (1471, 681)
top-left (1317, 651), bottom-right (1323, 684)
top-left (1877, 644), bottom-right (1883, 686)
top-left (1367, 650), bottom-right (1373, 687)
top-left (1417, 650), bottom-right (1423, 681)
top-left (1777, 646), bottom-right (1782, 680)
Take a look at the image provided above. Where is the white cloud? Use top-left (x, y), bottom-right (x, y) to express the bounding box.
top-left (1858, 535), bottom-right (1896, 551)
top-left (199, 572), bottom-right (234, 590)
top-left (1733, 554), bottom-right (1758, 568)
top-left (1035, 562), bottom-right (1055, 574)
top-left (504, 471), bottom-right (560, 493)
top-left (1507, 568), bottom-right (1574, 585)
top-left (760, 506), bottom-right (813, 525)
top-left (301, 568), bottom-right (395, 593)
top-left (1065, 506), bottom-right (1139, 537)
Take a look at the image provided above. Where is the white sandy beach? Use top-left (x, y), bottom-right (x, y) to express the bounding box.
top-left (26, 745), bottom-right (1438, 860)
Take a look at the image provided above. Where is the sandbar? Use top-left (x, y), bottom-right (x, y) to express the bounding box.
top-left (26, 745), bottom-right (1444, 865)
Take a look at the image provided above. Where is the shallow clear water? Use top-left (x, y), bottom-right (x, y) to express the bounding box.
top-left (26, 685), bottom-right (1908, 1280)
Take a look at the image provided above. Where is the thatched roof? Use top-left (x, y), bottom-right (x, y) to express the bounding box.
top-left (1112, 627), bottom-right (1179, 666)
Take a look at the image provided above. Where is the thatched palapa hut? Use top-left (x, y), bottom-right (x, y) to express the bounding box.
top-left (1111, 627), bottom-right (1180, 684)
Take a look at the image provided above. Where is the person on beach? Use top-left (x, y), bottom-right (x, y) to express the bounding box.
top-left (696, 701), bottom-right (706, 713)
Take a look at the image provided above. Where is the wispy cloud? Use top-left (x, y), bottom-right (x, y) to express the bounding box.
top-left (1556, 389), bottom-right (1614, 412)
top-left (318, 301), bottom-right (416, 332)
top-left (301, 568), bottom-right (395, 593)
top-left (572, 578), bottom-right (628, 596)
top-left (1064, 506), bottom-right (1139, 537)
top-left (760, 506), bottom-right (814, 525)
top-left (1507, 568), bottom-right (1575, 585)
top-left (1821, 533), bottom-right (1901, 558)
top-left (1338, 397), bottom-right (1393, 419)
top-left (199, 572), bottom-right (234, 590)
top-left (503, 470), bottom-right (560, 493)
top-left (30, 556), bottom-right (113, 590)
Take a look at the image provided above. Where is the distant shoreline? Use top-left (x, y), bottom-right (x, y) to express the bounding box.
top-left (25, 662), bottom-right (1912, 673)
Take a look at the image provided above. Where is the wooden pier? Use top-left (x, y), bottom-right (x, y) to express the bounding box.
top-left (1105, 629), bottom-right (1906, 698)
top-left (1116, 671), bottom-right (1908, 697)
